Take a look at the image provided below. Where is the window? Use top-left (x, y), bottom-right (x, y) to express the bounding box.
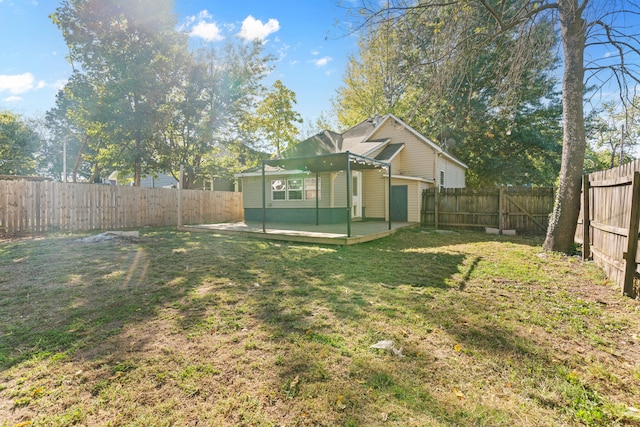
top-left (271, 179), bottom-right (286, 200)
top-left (440, 170), bottom-right (445, 189)
top-left (271, 177), bottom-right (322, 201)
top-left (287, 179), bottom-right (303, 200)
top-left (304, 178), bottom-right (321, 200)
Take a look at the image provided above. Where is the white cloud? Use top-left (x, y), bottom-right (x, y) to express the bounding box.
top-left (191, 21), bottom-right (223, 41)
top-left (311, 49), bottom-right (320, 56)
top-left (310, 56), bottom-right (333, 67)
top-left (238, 15), bottom-right (280, 42)
top-left (0, 72), bottom-right (36, 94)
top-left (3, 96), bottom-right (23, 103)
top-left (181, 10), bottom-right (224, 42)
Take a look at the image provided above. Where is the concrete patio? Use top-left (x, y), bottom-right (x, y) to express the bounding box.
top-left (179, 221), bottom-right (419, 245)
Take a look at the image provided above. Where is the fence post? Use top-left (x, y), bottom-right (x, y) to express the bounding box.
top-left (498, 187), bottom-right (504, 233)
top-left (622, 171), bottom-right (640, 298)
top-left (582, 175), bottom-right (591, 260)
top-left (434, 187), bottom-right (439, 229)
top-left (178, 165), bottom-right (183, 228)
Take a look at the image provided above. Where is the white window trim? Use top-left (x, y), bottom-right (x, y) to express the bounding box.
top-left (271, 177), bottom-right (321, 201)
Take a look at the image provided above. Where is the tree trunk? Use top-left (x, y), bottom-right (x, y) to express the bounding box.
top-left (543, 0), bottom-right (586, 252)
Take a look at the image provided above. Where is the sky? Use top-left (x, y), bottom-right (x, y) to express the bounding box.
top-left (0, 0), bottom-right (359, 123)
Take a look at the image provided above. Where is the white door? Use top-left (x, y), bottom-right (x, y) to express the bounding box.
top-left (352, 171), bottom-right (362, 218)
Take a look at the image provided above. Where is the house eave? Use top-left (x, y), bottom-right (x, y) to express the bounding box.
top-left (235, 169), bottom-right (307, 178)
top-left (383, 174), bottom-right (435, 184)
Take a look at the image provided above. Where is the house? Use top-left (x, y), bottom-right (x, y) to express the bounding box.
top-left (235, 114), bottom-right (467, 225)
top-left (107, 171), bottom-right (179, 188)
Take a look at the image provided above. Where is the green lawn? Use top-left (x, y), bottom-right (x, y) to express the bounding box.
top-left (1, 227), bottom-right (639, 426)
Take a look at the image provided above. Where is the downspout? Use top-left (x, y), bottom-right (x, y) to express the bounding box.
top-left (316, 171), bottom-right (320, 226)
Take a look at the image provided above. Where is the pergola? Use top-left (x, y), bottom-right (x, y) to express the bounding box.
top-left (261, 151), bottom-right (391, 237)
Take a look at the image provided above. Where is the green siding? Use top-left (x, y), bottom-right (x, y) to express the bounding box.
top-left (245, 208), bottom-right (348, 224)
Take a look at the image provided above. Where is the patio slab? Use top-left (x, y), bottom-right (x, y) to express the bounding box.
top-left (179, 221), bottom-right (419, 245)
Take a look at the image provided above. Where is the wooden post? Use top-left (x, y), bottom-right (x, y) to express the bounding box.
top-left (498, 186), bottom-right (504, 234)
top-left (178, 165), bottom-right (183, 228)
top-left (346, 153), bottom-right (351, 238)
top-left (582, 175), bottom-right (591, 260)
top-left (434, 187), bottom-right (439, 229)
top-left (623, 171), bottom-right (640, 297)
top-left (262, 161), bottom-right (266, 233)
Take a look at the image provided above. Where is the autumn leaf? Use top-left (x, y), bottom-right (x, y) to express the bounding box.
top-left (453, 387), bottom-right (465, 400)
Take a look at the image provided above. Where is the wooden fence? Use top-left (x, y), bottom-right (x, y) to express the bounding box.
top-left (575, 160), bottom-right (640, 298)
top-left (421, 187), bottom-right (555, 235)
top-left (0, 180), bottom-right (243, 235)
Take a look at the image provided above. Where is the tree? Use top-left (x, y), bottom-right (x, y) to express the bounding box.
top-left (0, 111), bottom-right (42, 176)
top-left (249, 80), bottom-right (303, 156)
top-left (356, 0), bottom-right (640, 253)
top-left (336, 3), bottom-right (562, 187)
top-left (51, 0), bottom-right (189, 186)
top-left (335, 20), bottom-right (410, 126)
top-left (588, 100), bottom-right (640, 168)
top-left (156, 42), bottom-right (272, 188)
top-left (298, 111), bottom-right (341, 140)
top-left (43, 71), bottom-right (106, 182)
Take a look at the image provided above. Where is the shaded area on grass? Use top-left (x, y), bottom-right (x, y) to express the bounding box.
top-left (0, 227), bottom-right (638, 426)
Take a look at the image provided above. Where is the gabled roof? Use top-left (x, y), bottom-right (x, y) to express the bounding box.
top-left (236, 113), bottom-right (467, 177)
top-left (366, 114), bottom-right (467, 169)
top-left (279, 113), bottom-right (466, 169)
top-left (374, 143), bottom-right (404, 162)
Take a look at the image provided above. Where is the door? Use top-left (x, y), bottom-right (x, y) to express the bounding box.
top-left (390, 185), bottom-right (408, 222)
top-left (352, 171), bottom-right (362, 218)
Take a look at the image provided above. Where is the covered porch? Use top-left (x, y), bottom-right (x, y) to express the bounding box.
top-left (256, 151), bottom-right (393, 236)
top-left (179, 220), bottom-right (418, 246)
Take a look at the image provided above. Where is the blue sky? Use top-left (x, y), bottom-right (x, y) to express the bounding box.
top-left (0, 0), bottom-right (359, 123)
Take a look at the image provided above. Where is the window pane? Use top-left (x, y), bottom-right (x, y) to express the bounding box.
top-left (288, 190), bottom-right (303, 200)
top-left (288, 179), bottom-right (303, 190)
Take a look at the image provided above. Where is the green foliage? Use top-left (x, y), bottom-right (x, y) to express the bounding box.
top-left (336, 1), bottom-right (562, 187)
top-left (155, 42), bottom-right (272, 188)
top-left (51, 0), bottom-right (190, 185)
top-left (47, 2), bottom-right (279, 186)
top-left (0, 111), bottom-right (42, 176)
top-left (247, 79), bottom-right (303, 156)
top-left (587, 99), bottom-right (640, 170)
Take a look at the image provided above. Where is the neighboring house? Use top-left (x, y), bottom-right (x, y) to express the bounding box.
top-left (107, 171), bottom-right (178, 188)
top-left (235, 114), bottom-right (467, 224)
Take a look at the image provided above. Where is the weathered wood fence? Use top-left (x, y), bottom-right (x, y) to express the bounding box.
top-left (0, 180), bottom-right (243, 235)
top-left (421, 187), bottom-right (555, 235)
top-left (576, 160), bottom-right (640, 298)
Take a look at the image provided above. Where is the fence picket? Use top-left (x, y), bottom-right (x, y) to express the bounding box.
top-left (578, 159), bottom-right (640, 298)
top-left (0, 180), bottom-right (243, 235)
top-left (421, 187), bottom-right (554, 234)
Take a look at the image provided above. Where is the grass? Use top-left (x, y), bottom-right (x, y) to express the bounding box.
top-left (1, 227), bottom-right (639, 426)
